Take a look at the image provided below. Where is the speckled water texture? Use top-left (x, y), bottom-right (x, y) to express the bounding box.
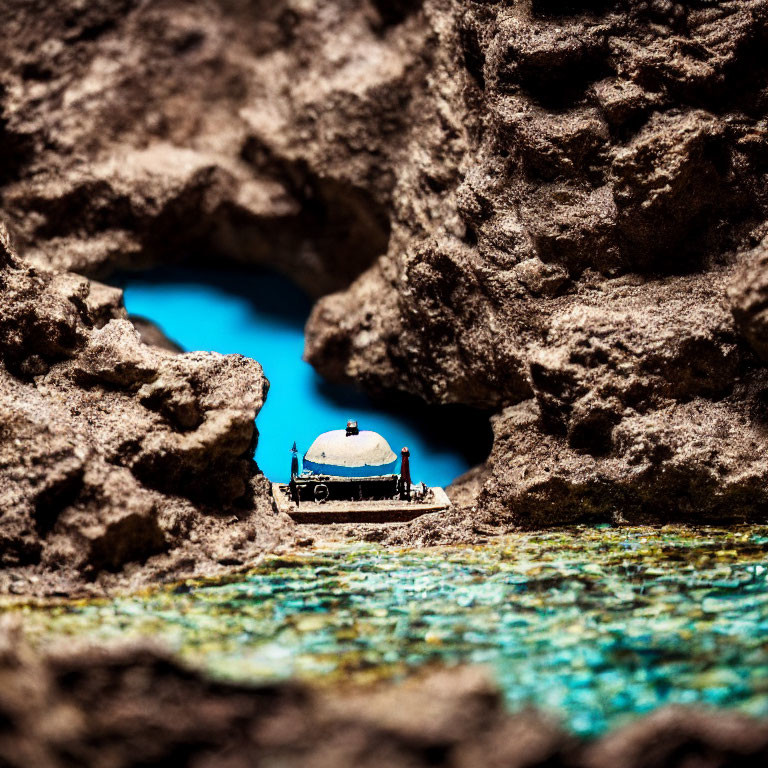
top-left (14, 526), bottom-right (768, 737)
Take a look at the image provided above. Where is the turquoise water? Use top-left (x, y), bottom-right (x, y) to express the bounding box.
top-left (18, 527), bottom-right (768, 736)
top-left (120, 268), bottom-right (490, 485)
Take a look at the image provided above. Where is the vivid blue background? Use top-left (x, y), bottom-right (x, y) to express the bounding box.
top-left (120, 267), bottom-right (491, 485)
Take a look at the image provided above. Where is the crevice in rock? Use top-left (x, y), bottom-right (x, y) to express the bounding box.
top-left (85, 510), bottom-right (168, 576)
top-left (0, 114), bottom-right (35, 187)
top-left (369, 0), bottom-right (424, 29)
top-left (459, 18), bottom-right (486, 91)
top-left (520, 53), bottom-right (614, 113)
top-left (235, 152), bottom-right (394, 297)
top-left (33, 467), bottom-right (85, 539)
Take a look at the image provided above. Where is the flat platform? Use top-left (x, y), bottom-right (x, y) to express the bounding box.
top-left (271, 483), bottom-right (451, 524)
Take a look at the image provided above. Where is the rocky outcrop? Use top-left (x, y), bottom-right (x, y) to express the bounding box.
top-left (301, 0), bottom-right (768, 526)
top-left (1, 629), bottom-right (766, 768)
top-left (0, 226), bottom-right (293, 595)
top-left (3, 0), bottom-right (768, 542)
top-left (0, 0), bottom-right (425, 297)
top-left (304, 1), bottom-right (768, 400)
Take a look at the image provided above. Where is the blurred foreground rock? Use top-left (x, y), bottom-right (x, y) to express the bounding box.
top-left (0, 628), bottom-right (765, 768)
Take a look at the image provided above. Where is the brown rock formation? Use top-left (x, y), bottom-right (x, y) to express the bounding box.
top-left (0, 0), bottom-right (421, 297)
top-left (301, 1), bottom-right (768, 529)
top-left (0, 225), bottom-right (293, 595)
top-left (2, 0), bottom-right (768, 555)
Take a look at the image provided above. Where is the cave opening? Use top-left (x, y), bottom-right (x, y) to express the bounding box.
top-left (116, 265), bottom-right (493, 487)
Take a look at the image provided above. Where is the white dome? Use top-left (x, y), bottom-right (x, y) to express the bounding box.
top-left (303, 429), bottom-right (398, 477)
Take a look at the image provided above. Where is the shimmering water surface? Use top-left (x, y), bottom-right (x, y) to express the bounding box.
top-left (16, 526), bottom-right (768, 736)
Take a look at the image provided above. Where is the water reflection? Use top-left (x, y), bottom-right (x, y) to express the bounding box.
top-left (19, 526), bottom-right (768, 736)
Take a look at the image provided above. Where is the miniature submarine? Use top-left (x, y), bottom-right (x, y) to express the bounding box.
top-left (271, 420), bottom-right (451, 523)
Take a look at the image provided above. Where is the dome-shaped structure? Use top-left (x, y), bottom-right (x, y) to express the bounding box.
top-left (303, 427), bottom-right (398, 477)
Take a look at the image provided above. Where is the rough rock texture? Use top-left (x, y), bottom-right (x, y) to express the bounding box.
top-left (729, 235), bottom-right (768, 363)
top-left (3, 0), bottom-right (768, 535)
top-left (6, 5), bottom-right (768, 761)
top-left (299, 0), bottom-right (768, 530)
top-left (0, 225), bottom-right (293, 595)
top-left (1, 629), bottom-right (767, 768)
top-left (0, 0), bottom-right (419, 298)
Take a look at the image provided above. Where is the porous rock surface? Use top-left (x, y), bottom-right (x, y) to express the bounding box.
top-left (1, 627), bottom-right (766, 768)
top-left (4, 0), bottom-right (768, 538)
top-left (0, 225), bottom-right (293, 596)
top-left (301, 0), bottom-right (768, 532)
